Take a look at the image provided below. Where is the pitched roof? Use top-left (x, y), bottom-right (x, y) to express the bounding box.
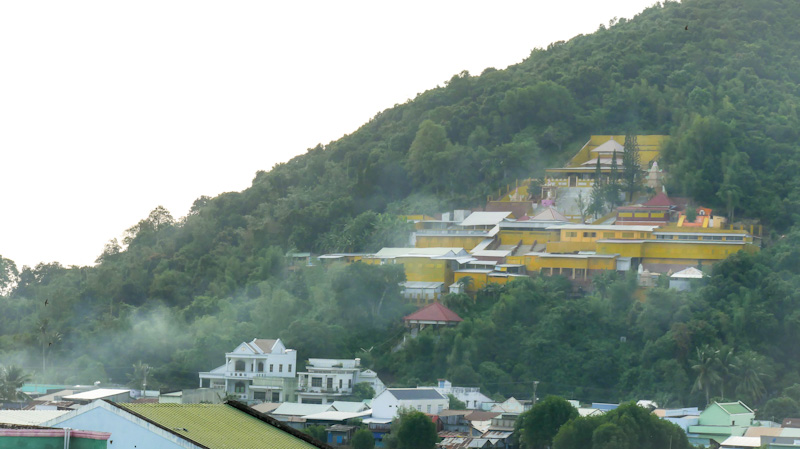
top-left (403, 302), bottom-right (463, 323)
top-left (330, 401), bottom-right (368, 413)
top-left (531, 207), bottom-right (568, 222)
top-left (643, 192), bottom-right (673, 207)
top-left (0, 410), bottom-right (69, 425)
top-left (671, 267), bottom-right (704, 279)
top-left (272, 403), bottom-right (335, 417)
top-left (387, 388), bottom-right (446, 401)
top-left (250, 339), bottom-right (278, 353)
top-left (465, 411), bottom-right (501, 422)
top-left (459, 212), bottom-right (513, 227)
top-left (590, 139), bottom-right (625, 154)
top-left (120, 401), bottom-right (330, 449)
top-left (62, 388), bottom-right (130, 401)
top-left (716, 402), bottom-right (754, 415)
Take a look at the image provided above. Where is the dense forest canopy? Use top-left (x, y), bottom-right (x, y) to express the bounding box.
top-left (3, 0), bottom-right (800, 414)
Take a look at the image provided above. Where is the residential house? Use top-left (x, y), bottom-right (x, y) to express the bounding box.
top-left (198, 338), bottom-right (297, 402)
top-left (42, 400), bottom-right (331, 449)
top-left (438, 409), bottom-right (472, 433)
top-left (434, 379), bottom-right (493, 410)
top-left (326, 424), bottom-right (357, 447)
top-left (688, 401), bottom-right (755, 447)
top-left (372, 388), bottom-right (449, 419)
top-left (297, 358), bottom-right (385, 404)
top-left (658, 407), bottom-right (700, 432)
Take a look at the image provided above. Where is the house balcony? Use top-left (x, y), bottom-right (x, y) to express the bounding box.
top-left (199, 371), bottom-right (284, 380)
top-left (297, 387), bottom-right (349, 395)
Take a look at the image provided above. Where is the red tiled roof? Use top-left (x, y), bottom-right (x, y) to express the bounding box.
top-left (404, 302), bottom-right (463, 323)
top-left (643, 192), bottom-right (673, 207)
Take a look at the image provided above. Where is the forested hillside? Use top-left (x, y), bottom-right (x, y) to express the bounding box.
top-left (3, 0), bottom-right (800, 414)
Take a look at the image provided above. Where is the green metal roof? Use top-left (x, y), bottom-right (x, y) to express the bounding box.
top-left (119, 403), bottom-right (324, 449)
top-left (718, 402), bottom-right (753, 415)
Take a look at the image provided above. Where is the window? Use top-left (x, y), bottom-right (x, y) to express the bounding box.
top-left (349, 379), bottom-right (352, 388)
top-left (327, 378), bottom-right (334, 389)
top-left (272, 392), bottom-right (280, 402)
top-left (270, 364), bottom-right (274, 372)
top-left (583, 232), bottom-right (596, 238)
top-left (639, 233), bottom-right (646, 238)
top-left (288, 364), bottom-right (292, 373)
top-left (427, 405), bottom-right (432, 413)
top-left (258, 362), bottom-right (264, 372)
top-left (622, 232), bottom-right (634, 238)
top-left (234, 382), bottom-right (245, 393)
top-left (726, 236), bottom-right (744, 241)
top-left (312, 377), bottom-right (322, 387)
top-left (566, 231), bottom-right (578, 238)
top-left (417, 405), bottom-right (422, 411)
top-left (235, 360), bottom-right (245, 372)
top-left (279, 364), bottom-right (283, 373)
top-left (339, 379), bottom-right (343, 389)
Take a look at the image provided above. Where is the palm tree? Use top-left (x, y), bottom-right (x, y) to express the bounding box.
top-left (691, 344), bottom-right (722, 406)
top-left (736, 350), bottom-right (771, 404)
top-left (718, 346), bottom-right (738, 401)
top-left (128, 361), bottom-right (151, 396)
top-left (0, 365), bottom-right (32, 402)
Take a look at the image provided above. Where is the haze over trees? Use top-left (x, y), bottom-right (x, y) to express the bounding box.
top-left (1, 0), bottom-right (800, 414)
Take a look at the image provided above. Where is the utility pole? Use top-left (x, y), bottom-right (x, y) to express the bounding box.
top-left (533, 381), bottom-right (539, 406)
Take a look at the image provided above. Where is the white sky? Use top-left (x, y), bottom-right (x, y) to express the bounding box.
top-left (0, 0), bottom-right (660, 269)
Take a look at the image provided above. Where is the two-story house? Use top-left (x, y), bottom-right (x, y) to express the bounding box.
top-left (198, 338), bottom-right (297, 402)
top-left (296, 358), bottom-right (385, 404)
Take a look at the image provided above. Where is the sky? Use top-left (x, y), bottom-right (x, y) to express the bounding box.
top-left (0, 0), bottom-right (662, 269)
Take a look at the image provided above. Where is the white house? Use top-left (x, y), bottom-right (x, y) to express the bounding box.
top-left (371, 388), bottom-right (448, 419)
top-left (297, 358), bottom-right (385, 404)
top-left (198, 338), bottom-right (297, 402)
top-left (434, 379), bottom-right (493, 410)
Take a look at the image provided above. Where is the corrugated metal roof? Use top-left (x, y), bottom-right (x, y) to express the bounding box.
top-left (387, 388), bottom-right (446, 401)
top-left (121, 403), bottom-right (325, 449)
top-left (63, 389), bottom-right (130, 401)
top-left (459, 212), bottom-right (513, 227)
top-left (0, 410), bottom-right (69, 425)
top-left (272, 403), bottom-right (334, 417)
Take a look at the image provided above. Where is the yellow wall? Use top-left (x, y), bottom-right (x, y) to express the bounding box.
top-left (415, 235), bottom-right (486, 251)
top-left (498, 229), bottom-right (558, 246)
top-left (642, 241), bottom-right (746, 261)
top-left (561, 135), bottom-right (669, 169)
top-left (595, 241), bottom-right (645, 258)
top-left (399, 257), bottom-right (453, 285)
top-left (546, 241), bottom-right (597, 253)
top-left (454, 271), bottom-right (488, 293)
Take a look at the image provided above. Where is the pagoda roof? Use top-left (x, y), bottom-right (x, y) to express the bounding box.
top-left (643, 193), bottom-right (674, 207)
top-left (590, 139), bottom-right (625, 154)
top-left (403, 302), bottom-right (463, 323)
top-left (532, 207), bottom-right (568, 222)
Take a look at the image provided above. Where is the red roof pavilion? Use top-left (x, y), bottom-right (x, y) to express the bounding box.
top-left (403, 302), bottom-right (463, 328)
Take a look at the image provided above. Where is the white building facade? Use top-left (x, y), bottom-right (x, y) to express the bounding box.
top-left (371, 388), bottom-right (449, 419)
top-left (198, 338), bottom-right (297, 402)
top-left (297, 358), bottom-right (385, 404)
top-left (434, 379), bottom-right (493, 410)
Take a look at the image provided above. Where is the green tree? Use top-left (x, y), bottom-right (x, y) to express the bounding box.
top-left (395, 410), bottom-right (437, 449)
top-left (736, 350), bottom-right (772, 404)
top-left (351, 382), bottom-right (376, 401)
top-left (621, 133), bottom-right (642, 202)
top-left (759, 397), bottom-right (800, 423)
top-left (0, 365), bottom-right (32, 402)
top-left (406, 120), bottom-right (452, 190)
top-left (0, 255), bottom-right (19, 296)
top-left (516, 396), bottom-right (578, 449)
top-left (691, 344), bottom-right (722, 406)
top-left (448, 393), bottom-right (467, 409)
top-left (303, 425), bottom-right (327, 443)
top-left (352, 428), bottom-right (375, 449)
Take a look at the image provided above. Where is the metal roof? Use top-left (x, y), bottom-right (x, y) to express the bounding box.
top-left (272, 403), bottom-right (335, 417)
top-left (387, 388), bottom-right (446, 401)
top-left (547, 224), bottom-right (658, 232)
top-left (63, 388), bottom-right (130, 401)
top-left (459, 212), bottom-right (513, 227)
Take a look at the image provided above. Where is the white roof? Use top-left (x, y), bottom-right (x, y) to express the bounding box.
top-left (459, 212), bottom-right (513, 227)
top-left (0, 410), bottom-right (69, 425)
top-left (401, 281), bottom-right (445, 289)
top-left (272, 403), bottom-right (334, 416)
top-left (63, 388), bottom-right (131, 401)
top-left (547, 224), bottom-right (658, 232)
top-left (302, 410), bottom-right (372, 421)
top-left (671, 267), bottom-right (704, 279)
top-left (590, 139), bottom-right (625, 154)
top-left (470, 249), bottom-right (512, 257)
top-left (720, 436), bottom-right (761, 448)
top-left (374, 247), bottom-right (466, 259)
